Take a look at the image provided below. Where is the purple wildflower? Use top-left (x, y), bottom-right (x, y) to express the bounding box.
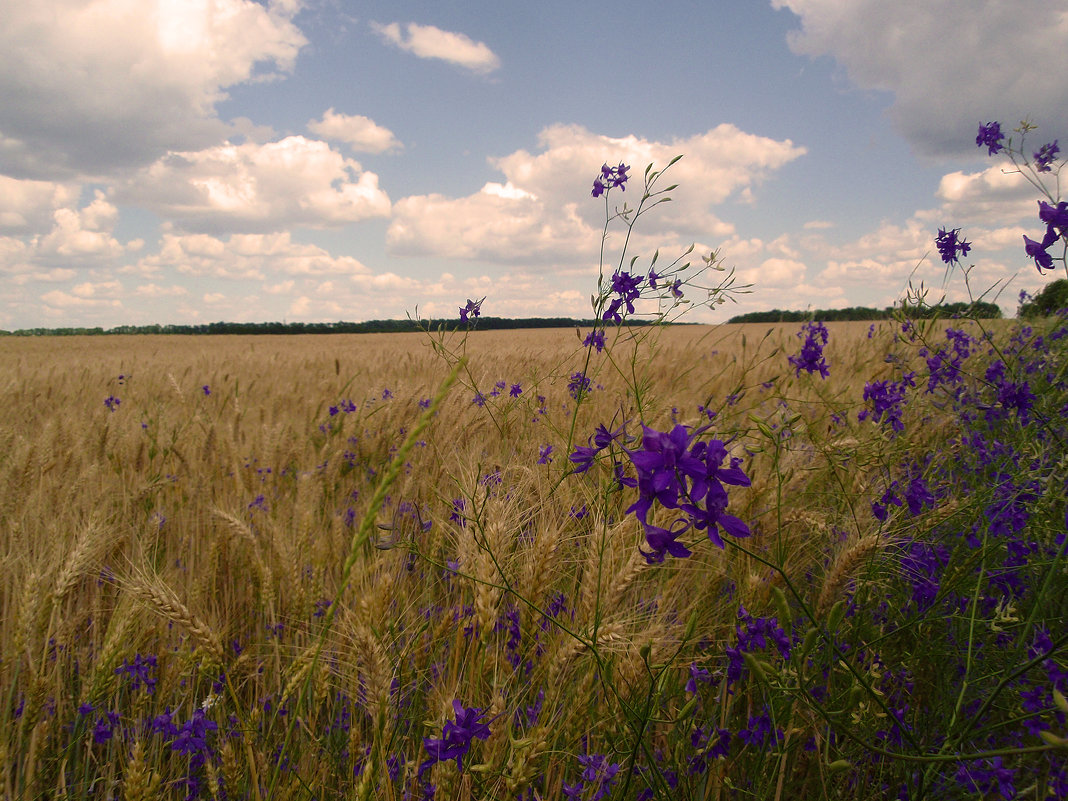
top-left (788, 321), bottom-right (830, 379)
top-left (583, 329), bottom-right (606, 352)
top-left (459, 297), bottom-right (485, 323)
top-left (935, 227), bottom-right (971, 266)
top-left (976, 122), bottom-right (1004, 155)
top-left (1034, 140), bottom-right (1059, 172)
top-left (420, 700), bottom-right (491, 775)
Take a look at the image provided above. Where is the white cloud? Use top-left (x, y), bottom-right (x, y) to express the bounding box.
top-left (40, 289), bottom-right (121, 309)
top-left (0, 176), bottom-right (79, 233)
top-left (388, 124), bottom-right (804, 265)
top-left (772, 0), bottom-right (1068, 155)
top-left (132, 231), bottom-right (376, 280)
top-left (0, 0), bottom-right (307, 179)
top-left (120, 137), bottom-right (391, 232)
top-left (371, 21), bottom-right (500, 74)
top-left (134, 283), bottom-right (188, 297)
top-left (307, 109), bottom-right (402, 154)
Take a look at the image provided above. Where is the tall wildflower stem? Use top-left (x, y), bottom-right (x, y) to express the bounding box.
top-left (317, 357), bottom-right (464, 641)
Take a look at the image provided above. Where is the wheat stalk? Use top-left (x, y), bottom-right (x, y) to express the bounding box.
top-left (123, 569), bottom-right (224, 664)
top-left (816, 535), bottom-right (885, 617)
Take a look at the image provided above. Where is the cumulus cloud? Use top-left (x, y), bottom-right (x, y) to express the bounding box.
top-left (371, 21), bottom-right (500, 74)
top-left (0, 177), bottom-right (79, 233)
top-left (120, 136), bottom-right (391, 232)
top-left (388, 123), bottom-right (805, 264)
top-left (0, 0), bottom-right (307, 179)
top-left (308, 109), bottom-right (402, 154)
top-left (772, 0), bottom-right (1068, 156)
top-left (131, 231), bottom-right (377, 280)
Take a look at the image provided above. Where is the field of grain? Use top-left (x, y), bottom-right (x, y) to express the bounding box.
top-left (1, 316), bottom-right (1064, 800)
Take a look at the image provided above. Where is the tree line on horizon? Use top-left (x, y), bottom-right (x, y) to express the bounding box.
top-left (9, 292), bottom-right (1066, 336)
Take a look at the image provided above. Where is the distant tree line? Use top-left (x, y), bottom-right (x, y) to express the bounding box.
top-left (727, 301), bottom-right (1003, 324)
top-left (0, 317), bottom-right (661, 337)
top-left (1018, 279), bottom-right (1068, 318)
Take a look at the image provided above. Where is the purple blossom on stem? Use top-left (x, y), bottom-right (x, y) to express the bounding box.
top-left (788, 321), bottom-right (830, 379)
top-left (591, 162), bottom-right (629, 197)
top-left (935, 227), bottom-right (971, 266)
top-left (583, 329), bottom-right (606, 352)
top-left (459, 297), bottom-right (485, 323)
top-left (420, 700), bottom-right (491, 776)
top-left (976, 121), bottom-right (1004, 155)
top-left (1034, 140), bottom-right (1060, 172)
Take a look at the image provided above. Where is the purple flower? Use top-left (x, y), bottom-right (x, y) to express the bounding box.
top-left (592, 162), bottom-right (630, 197)
top-left (1039, 200), bottom-right (1068, 234)
top-left (1024, 228), bottom-right (1058, 273)
top-left (115, 653), bottom-right (157, 693)
top-left (537, 444), bottom-right (553, 464)
top-left (420, 700), bottom-right (491, 775)
top-left (1034, 140), bottom-right (1059, 172)
top-left (509, 383), bottom-right (522, 397)
top-left (567, 371), bottom-right (592, 401)
top-left (976, 121), bottom-right (1004, 155)
top-left (935, 227), bottom-right (971, 266)
top-left (788, 321), bottom-right (830, 379)
top-left (459, 297), bottom-right (485, 323)
top-left (104, 395), bottom-right (121, 411)
top-left (202, 385), bottom-right (211, 396)
top-left (583, 329), bottom-right (606, 353)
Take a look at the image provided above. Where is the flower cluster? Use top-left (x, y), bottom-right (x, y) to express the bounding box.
top-left (724, 605), bottom-right (791, 685)
top-left (935, 227), bottom-right (971, 266)
top-left (562, 753), bottom-right (621, 800)
top-left (974, 121), bottom-right (1065, 274)
top-left (621, 422), bottom-right (751, 563)
top-left (591, 162), bottom-right (629, 198)
top-left (459, 296), bottom-right (485, 323)
top-left (788, 320), bottom-right (830, 379)
top-left (420, 700), bottom-right (491, 775)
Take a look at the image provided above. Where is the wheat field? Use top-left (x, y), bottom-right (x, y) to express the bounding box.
top-left (1, 315), bottom-right (1061, 801)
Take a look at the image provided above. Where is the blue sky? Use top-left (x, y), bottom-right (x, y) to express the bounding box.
top-left (1, 0), bottom-right (1066, 330)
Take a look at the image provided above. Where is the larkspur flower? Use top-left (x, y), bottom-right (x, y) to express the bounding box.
top-left (1024, 228), bottom-right (1058, 273)
top-left (459, 297), bottom-right (485, 322)
top-left (537, 444), bottom-right (553, 464)
top-left (788, 321), bottom-right (830, 378)
top-left (935, 227), bottom-right (971, 266)
top-left (1034, 140), bottom-right (1059, 172)
top-left (592, 162), bottom-right (629, 196)
top-left (567, 371), bottom-right (592, 401)
top-left (583, 329), bottom-right (606, 352)
top-left (976, 121), bottom-right (1004, 155)
top-left (509, 382), bottom-right (522, 397)
top-left (115, 653), bottom-right (157, 693)
top-left (420, 700), bottom-right (491, 775)
top-left (104, 395), bottom-right (121, 411)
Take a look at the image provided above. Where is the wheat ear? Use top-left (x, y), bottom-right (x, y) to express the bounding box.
top-left (816, 535), bottom-right (884, 617)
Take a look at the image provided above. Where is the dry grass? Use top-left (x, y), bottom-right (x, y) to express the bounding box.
top-left (0, 318), bottom-right (1007, 799)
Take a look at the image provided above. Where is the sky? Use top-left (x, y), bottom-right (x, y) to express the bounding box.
top-left (2, 0), bottom-right (1067, 330)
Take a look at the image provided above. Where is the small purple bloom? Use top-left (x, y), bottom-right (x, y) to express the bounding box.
top-left (104, 395), bottom-right (121, 411)
top-left (1034, 140), bottom-right (1059, 172)
top-left (935, 227), bottom-right (971, 266)
top-left (583, 329), bottom-right (606, 353)
top-left (459, 297), bottom-right (485, 323)
top-left (420, 700), bottom-right (491, 775)
top-left (509, 383), bottom-right (522, 397)
top-left (976, 121), bottom-right (1004, 155)
top-left (537, 444), bottom-right (553, 464)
